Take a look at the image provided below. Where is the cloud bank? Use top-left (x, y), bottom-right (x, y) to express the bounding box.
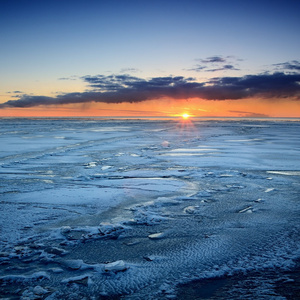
top-left (1, 72), bottom-right (300, 108)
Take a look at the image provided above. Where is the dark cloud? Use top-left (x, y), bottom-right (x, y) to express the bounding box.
top-left (7, 90), bottom-right (23, 94)
top-left (6, 91), bottom-right (24, 98)
top-left (189, 56), bottom-right (240, 72)
top-left (185, 65), bottom-right (206, 72)
top-left (1, 72), bottom-right (300, 108)
top-left (188, 64), bottom-right (240, 72)
top-left (207, 72), bottom-right (300, 99)
top-left (207, 64), bottom-right (240, 72)
top-left (199, 56), bottom-right (227, 63)
top-left (273, 60), bottom-right (300, 72)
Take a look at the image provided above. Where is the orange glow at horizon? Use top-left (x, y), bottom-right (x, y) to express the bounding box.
top-left (0, 98), bottom-right (300, 118)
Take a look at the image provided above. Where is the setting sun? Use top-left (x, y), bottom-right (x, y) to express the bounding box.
top-left (182, 113), bottom-right (190, 119)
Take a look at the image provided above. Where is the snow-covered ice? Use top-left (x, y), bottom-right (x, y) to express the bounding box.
top-left (0, 117), bottom-right (300, 299)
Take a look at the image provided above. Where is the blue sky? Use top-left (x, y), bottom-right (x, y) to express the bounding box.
top-left (1, 0), bottom-right (300, 116)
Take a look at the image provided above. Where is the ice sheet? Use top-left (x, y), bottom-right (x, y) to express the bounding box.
top-left (0, 118), bottom-right (300, 299)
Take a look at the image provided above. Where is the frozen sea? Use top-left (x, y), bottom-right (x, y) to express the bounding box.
top-left (0, 117), bottom-right (299, 299)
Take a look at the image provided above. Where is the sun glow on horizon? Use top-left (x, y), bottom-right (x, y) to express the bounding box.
top-left (182, 113), bottom-right (190, 120)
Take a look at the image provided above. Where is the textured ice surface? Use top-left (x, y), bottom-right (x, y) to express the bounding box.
top-left (0, 118), bottom-right (300, 299)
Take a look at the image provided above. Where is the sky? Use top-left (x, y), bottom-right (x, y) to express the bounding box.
top-left (1, 0), bottom-right (300, 118)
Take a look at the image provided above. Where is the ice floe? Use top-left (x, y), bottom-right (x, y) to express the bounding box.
top-left (0, 118), bottom-right (300, 299)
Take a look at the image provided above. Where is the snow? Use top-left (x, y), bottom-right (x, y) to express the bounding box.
top-left (0, 117), bottom-right (300, 299)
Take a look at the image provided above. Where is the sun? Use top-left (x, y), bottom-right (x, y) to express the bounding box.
top-left (182, 113), bottom-right (190, 120)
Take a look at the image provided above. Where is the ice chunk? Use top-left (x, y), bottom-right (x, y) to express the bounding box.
top-left (148, 232), bottom-right (165, 239)
top-left (60, 226), bottom-right (72, 234)
top-left (101, 165), bottom-right (112, 170)
top-left (238, 206), bottom-right (253, 213)
top-left (123, 240), bottom-right (140, 246)
top-left (63, 259), bottom-right (85, 270)
top-left (33, 285), bottom-right (48, 295)
top-left (132, 210), bottom-right (168, 225)
top-left (183, 206), bottom-right (199, 214)
top-left (254, 198), bottom-right (263, 203)
top-left (104, 260), bottom-right (128, 273)
top-left (98, 222), bottom-right (126, 238)
top-left (85, 161), bottom-right (97, 168)
top-left (59, 224), bottom-right (126, 241)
